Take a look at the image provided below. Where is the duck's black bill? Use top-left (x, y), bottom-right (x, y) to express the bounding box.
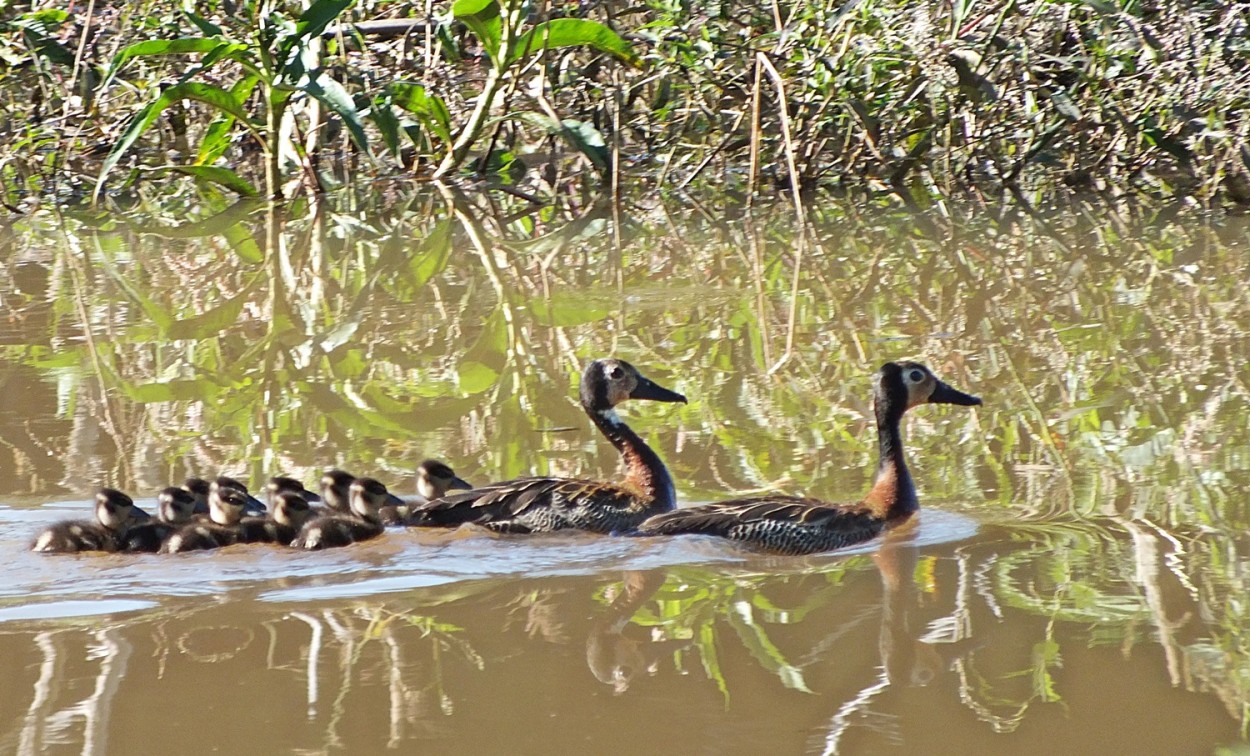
top-left (303, 490), bottom-right (322, 503)
top-left (630, 376), bottom-right (687, 404)
top-left (130, 506), bottom-right (152, 522)
top-left (244, 494), bottom-right (267, 514)
top-left (449, 476), bottom-right (472, 491)
top-left (930, 380), bottom-right (982, 406)
top-left (386, 492), bottom-right (406, 506)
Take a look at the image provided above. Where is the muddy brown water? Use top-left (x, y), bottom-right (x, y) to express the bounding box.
top-left (0, 197), bottom-right (1248, 753)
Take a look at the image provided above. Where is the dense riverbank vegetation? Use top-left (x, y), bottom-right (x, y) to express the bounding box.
top-left (1, 0), bottom-right (1247, 210)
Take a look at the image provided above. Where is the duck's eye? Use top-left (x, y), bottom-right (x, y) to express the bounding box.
top-left (608, 365), bottom-right (625, 380)
top-left (908, 370), bottom-right (924, 383)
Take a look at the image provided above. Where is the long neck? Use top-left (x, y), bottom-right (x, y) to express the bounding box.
top-left (588, 406), bottom-right (677, 512)
top-left (862, 399), bottom-right (918, 520)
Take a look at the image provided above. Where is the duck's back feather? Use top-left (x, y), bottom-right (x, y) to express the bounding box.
top-left (408, 477), bottom-right (651, 533)
top-left (638, 495), bottom-right (891, 555)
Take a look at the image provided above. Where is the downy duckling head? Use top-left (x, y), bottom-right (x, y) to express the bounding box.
top-left (349, 477), bottom-right (390, 520)
top-left (266, 476), bottom-right (322, 505)
top-left (271, 491), bottom-right (314, 529)
top-left (158, 487), bottom-right (198, 524)
top-left (320, 469), bottom-right (356, 512)
top-left (874, 362), bottom-right (982, 415)
top-left (579, 359), bottom-right (686, 425)
top-left (209, 485), bottom-right (250, 525)
top-left (416, 460), bottom-right (472, 500)
top-left (95, 488), bottom-right (149, 530)
top-left (212, 475), bottom-right (266, 515)
top-left (181, 477), bottom-right (211, 514)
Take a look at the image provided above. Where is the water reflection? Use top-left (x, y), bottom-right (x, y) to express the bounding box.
top-left (1, 523), bottom-right (1248, 753)
top-left (3, 192), bottom-right (1250, 751)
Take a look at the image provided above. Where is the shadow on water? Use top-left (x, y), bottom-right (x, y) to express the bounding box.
top-left (1, 190), bottom-right (1250, 751)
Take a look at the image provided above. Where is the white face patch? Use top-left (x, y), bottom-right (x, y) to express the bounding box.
top-left (34, 532), bottom-right (53, 551)
top-left (597, 408), bottom-right (623, 427)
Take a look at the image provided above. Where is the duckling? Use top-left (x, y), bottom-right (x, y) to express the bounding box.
top-left (292, 477), bottom-right (389, 550)
top-left (181, 477), bottom-right (212, 515)
top-left (319, 469), bottom-right (358, 513)
top-left (637, 362), bottom-right (981, 555)
top-left (378, 460), bottom-right (472, 526)
top-left (159, 486), bottom-right (251, 553)
top-left (121, 487), bottom-right (200, 552)
top-left (213, 475), bottom-right (267, 516)
top-left (30, 489), bottom-right (151, 553)
top-left (407, 359), bottom-right (686, 534)
top-left (237, 491), bottom-right (315, 544)
top-left (265, 476), bottom-right (322, 508)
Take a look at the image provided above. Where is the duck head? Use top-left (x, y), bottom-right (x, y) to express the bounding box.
top-left (267, 476), bottom-right (322, 505)
top-left (213, 475), bottom-right (266, 515)
top-left (95, 488), bottom-right (148, 530)
top-left (416, 460), bottom-right (472, 500)
top-left (349, 477), bottom-right (390, 520)
top-left (272, 491), bottom-right (314, 529)
top-left (579, 359), bottom-right (687, 424)
top-left (875, 361), bottom-right (982, 415)
top-left (208, 484), bottom-right (250, 525)
top-left (158, 487), bottom-right (198, 524)
top-left (182, 477), bottom-right (211, 514)
top-left (320, 469), bottom-right (356, 512)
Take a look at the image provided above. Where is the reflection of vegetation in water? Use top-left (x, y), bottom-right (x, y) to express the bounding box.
top-left (605, 562), bottom-right (859, 702)
top-left (6, 194), bottom-right (1249, 527)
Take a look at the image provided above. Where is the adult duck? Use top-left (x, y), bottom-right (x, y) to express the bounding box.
top-left (637, 361), bottom-right (980, 555)
top-left (408, 359), bottom-right (687, 534)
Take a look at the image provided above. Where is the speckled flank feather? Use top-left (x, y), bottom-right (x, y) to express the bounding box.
top-left (638, 496), bottom-right (890, 555)
top-left (408, 477), bottom-right (655, 534)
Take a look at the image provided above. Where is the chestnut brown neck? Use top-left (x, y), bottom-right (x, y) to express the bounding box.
top-left (862, 395), bottom-right (918, 520)
top-left (587, 407), bottom-right (677, 513)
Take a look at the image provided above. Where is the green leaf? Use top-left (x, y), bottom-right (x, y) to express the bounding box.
top-left (222, 223), bottom-right (264, 263)
top-left (457, 361), bottom-right (499, 394)
top-left (127, 198), bottom-right (264, 239)
top-left (392, 82), bottom-right (452, 144)
top-left (183, 10), bottom-right (223, 37)
top-left (370, 93), bottom-right (403, 158)
top-left (94, 82), bottom-right (259, 201)
top-left (452, 0), bottom-right (502, 64)
top-left (294, 0), bottom-right (357, 42)
top-left (409, 220), bottom-right (452, 287)
top-left (515, 112), bottom-right (610, 178)
top-left (104, 39), bottom-right (248, 88)
top-left (140, 165), bottom-right (259, 196)
top-left (166, 288), bottom-right (255, 339)
top-left (124, 380), bottom-right (219, 403)
top-left (300, 71), bottom-right (369, 152)
top-left (196, 75), bottom-right (261, 165)
top-left (508, 18), bottom-right (640, 67)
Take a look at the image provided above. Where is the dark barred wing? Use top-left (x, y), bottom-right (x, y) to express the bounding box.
top-left (638, 495), bottom-right (886, 555)
top-left (407, 477), bottom-right (644, 533)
